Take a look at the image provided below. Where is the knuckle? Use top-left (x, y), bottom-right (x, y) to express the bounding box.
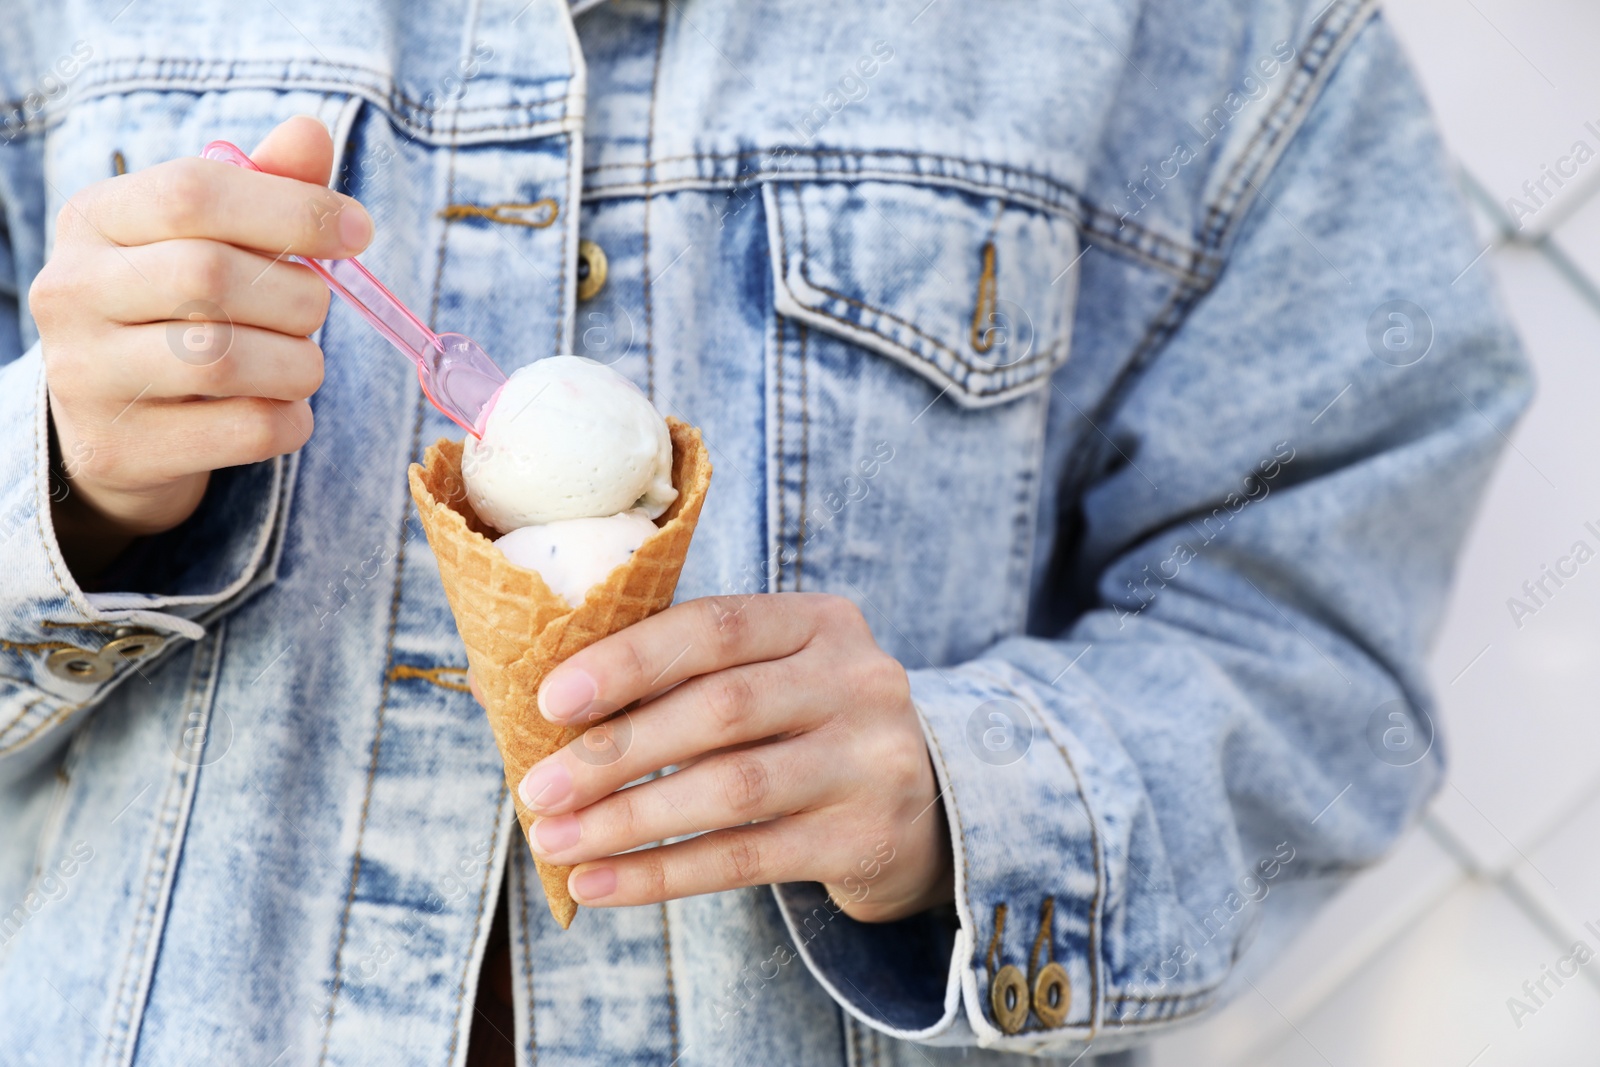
top-left (175, 243), bottom-right (233, 302)
top-left (30, 253), bottom-right (96, 331)
top-left (301, 192), bottom-right (350, 246)
top-left (43, 346), bottom-right (96, 409)
top-left (806, 591), bottom-right (870, 643)
top-left (719, 834), bottom-right (765, 887)
top-left (701, 671), bottom-right (754, 736)
top-left (266, 260), bottom-right (332, 336)
top-left (285, 400), bottom-right (315, 449)
top-left (604, 635), bottom-right (650, 704)
top-left (28, 264), bottom-right (69, 327)
top-left (240, 401), bottom-right (283, 457)
top-left (862, 651), bottom-right (910, 706)
top-left (701, 594), bottom-right (750, 656)
top-left (52, 200), bottom-right (78, 240)
top-left (607, 787), bottom-right (643, 843)
top-left (153, 159), bottom-right (214, 233)
top-left (639, 848), bottom-right (670, 901)
top-left (290, 275), bottom-right (333, 336)
top-left (878, 731), bottom-right (926, 793)
top-left (182, 350), bottom-right (236, 394)
top-left (813, 593), bottom-right (865, 635)
top-left (288, 339), bottom-right (326, 397)
top-left (701, 595), bottom-right (746, 623)
top-left (53, 185), bottom-right (100, 242)
top-left (240, 398), bottom-right (310, 458)
top-left (715, 751), bottom-right (770, 818)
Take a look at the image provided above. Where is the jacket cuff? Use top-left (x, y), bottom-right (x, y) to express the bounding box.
top-left (774, 660), bottom-right (1102, 1053)
top-left (769, 882), bottom-right (966, 1042)
top-left (0, 344), bottom-right (291, 756)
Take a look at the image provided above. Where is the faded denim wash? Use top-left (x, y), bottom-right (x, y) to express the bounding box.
top-left (0, 0), bottom-right (1529, 1064)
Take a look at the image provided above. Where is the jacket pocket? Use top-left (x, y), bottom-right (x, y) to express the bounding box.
top-left (762, 179), bottom-right (1080, 407)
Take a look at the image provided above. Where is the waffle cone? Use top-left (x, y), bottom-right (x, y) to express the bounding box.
top-left (407, 417), bottom-right (712, 928)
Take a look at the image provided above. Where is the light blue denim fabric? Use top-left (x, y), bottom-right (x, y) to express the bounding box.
top-left (0, 0), bottom-right (1529, 1064)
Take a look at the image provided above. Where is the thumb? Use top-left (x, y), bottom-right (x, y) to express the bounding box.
top-left (249, 114), bottom-right (335, 186)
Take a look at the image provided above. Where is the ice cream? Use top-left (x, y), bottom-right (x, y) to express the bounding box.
top-left (410, 353), bottom-right (711, 927)
top-left (463, 356), bottom-right (676, 532)
top-left (408, 420), bottom-right (712, 928)
top-left (493, 510), bottom-right (659, 607)
top-left (461, 356), bottom-right (679, 608)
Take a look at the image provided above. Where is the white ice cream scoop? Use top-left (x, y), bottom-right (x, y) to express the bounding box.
top-left (493, 510), bottom-right (660, 607)
top-left (463, 356), bottom-right (677, 533)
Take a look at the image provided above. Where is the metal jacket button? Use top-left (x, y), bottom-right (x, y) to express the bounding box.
top-left (577, 238), bottom-right (608, 302)
top-left (1032, 961), bottom-right (1071, 1027)
top-left (990, 963), bottom-right (1029, 1034)
top-left (45, 629), bottom-right (166, 683)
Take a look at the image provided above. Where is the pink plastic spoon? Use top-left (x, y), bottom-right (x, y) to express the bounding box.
top-left (201, 140), bottom-right (506, 437)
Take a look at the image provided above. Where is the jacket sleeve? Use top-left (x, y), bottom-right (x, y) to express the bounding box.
top-left (772, 14), bottom-right (1531, 1056)
top-left (0, 336), bottom-right (292, 773)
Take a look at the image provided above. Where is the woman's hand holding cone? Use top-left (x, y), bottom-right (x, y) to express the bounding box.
top-left (472, 592), bottom-right (956, 923)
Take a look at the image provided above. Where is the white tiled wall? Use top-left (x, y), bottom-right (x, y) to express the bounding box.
top-left (1147, 4), bottom-right (1600, 1063)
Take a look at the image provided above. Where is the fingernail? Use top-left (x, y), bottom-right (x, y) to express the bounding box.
top-left (340, 202), bottom-right (373, 251)
top-left (539, 668), bottom-right (597, 723)
top-left (517, 761), bottom-right (571, 811)
top-left (570, 866), bottom-right (616, 903)
top-left (531, 813), bottom-right (581, 855)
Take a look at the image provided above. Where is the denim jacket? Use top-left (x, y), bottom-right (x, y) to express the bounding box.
top-left (0, 0), bottom-right (1529, 1064)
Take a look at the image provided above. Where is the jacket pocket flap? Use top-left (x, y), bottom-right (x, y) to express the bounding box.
top-left (763, 179), bottom-right (1079, 407)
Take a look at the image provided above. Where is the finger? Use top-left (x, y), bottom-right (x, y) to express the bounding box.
top-left (566, 818), bottom-right (828, 907)
top-left (69, 155), bottom-right (372, 258)
top-left (537, 593), bottom-right (834, 725)
top-left (518, 655), bottom-right (822, 815)
top-left (249, 115), bottom-right (334, 186)
top-left (57, 322), bottom-right (323, 406)
top-left (69, 395), bottom-right (313, 489)
top-left (92, 239), bottom-right (330, 335)
top-left (528, 735), bottom-right (839, 866)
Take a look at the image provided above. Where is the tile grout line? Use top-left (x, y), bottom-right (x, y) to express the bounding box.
top-left (1426, 763), bottom-right (1600, 881)
top-left (1215, 818), bottom-right (1473, 1067)
top-left (1458, 166), bottom-right (1600, 316)
top-left (1499, 866), bottom-right (1600, 1000)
